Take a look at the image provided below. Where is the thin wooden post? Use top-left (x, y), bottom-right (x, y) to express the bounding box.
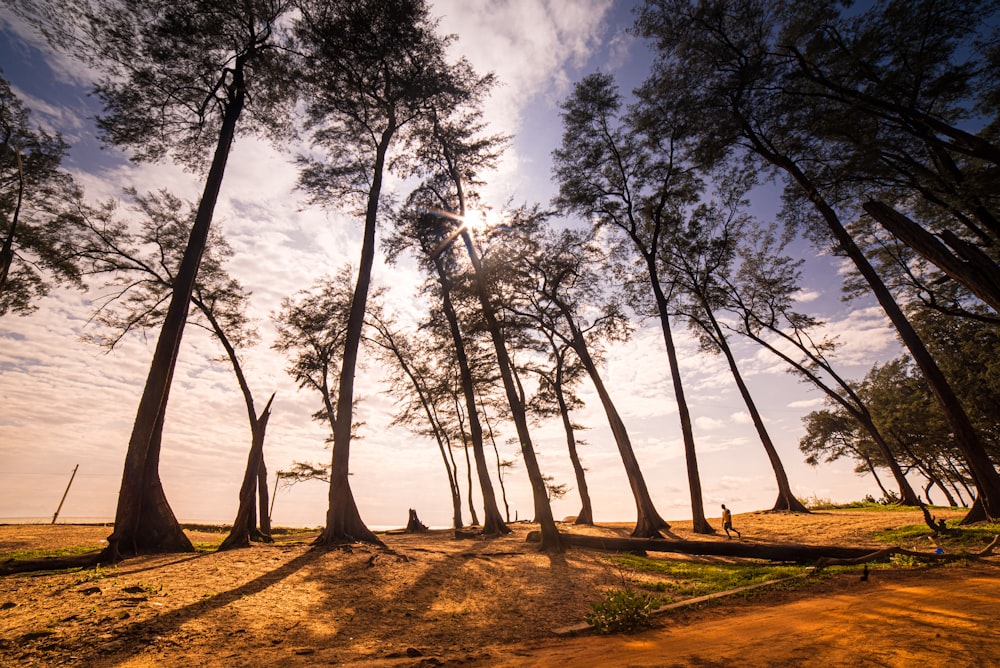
top-left (51, 464), bottom-right (79, 524)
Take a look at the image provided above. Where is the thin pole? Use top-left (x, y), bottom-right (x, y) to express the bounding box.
top-left (51, 464), bottom-right (79, 524)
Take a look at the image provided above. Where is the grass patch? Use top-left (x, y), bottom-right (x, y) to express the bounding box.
top-left (608, 554), bottom-right (805, 598)
top-left (874, 521), bottom-right (1000, 549)
top-left (0, 544), bottom-right (105, 561)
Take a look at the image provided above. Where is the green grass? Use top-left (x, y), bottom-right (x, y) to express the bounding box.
top-left (608, 554), bottom-right (806, 598)
top-left (0, 544), bottom-right (105, 561)
top-left (874, 520), bottom-right (1000, 549)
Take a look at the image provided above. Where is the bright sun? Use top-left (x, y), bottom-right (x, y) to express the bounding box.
top-left (463, 207), bottom-right (498, 232)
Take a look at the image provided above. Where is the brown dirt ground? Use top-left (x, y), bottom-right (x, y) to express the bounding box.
top-left (0, 508), bottom-right (998, 667)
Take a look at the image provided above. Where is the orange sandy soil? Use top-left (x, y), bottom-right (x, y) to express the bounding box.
top-left (1, 508), bottom-right (998, 667)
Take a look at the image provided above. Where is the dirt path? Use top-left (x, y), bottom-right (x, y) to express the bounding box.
top-left (504, 565), bottom-right (1000, 667)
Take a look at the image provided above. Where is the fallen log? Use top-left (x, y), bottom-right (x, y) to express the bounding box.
top-left (527, 531), bottom-right (892, 562)
top-left (813, 533), bottom-right (1000, 570)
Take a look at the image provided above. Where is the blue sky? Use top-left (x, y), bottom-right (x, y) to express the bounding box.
top-left (0, 1), bottom-right (903, 528)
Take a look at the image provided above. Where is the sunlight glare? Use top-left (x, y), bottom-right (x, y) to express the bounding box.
top-left (463, 207), bottom-right (498, 232)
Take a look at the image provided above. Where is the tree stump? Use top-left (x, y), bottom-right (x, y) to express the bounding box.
top-left (405, 508), bottom-right (428, 533)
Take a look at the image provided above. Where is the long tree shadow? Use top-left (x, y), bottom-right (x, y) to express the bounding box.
top-left (291, 532), bottom-right (601, 660)
top-left (99, 546), bottom-right (324, 663)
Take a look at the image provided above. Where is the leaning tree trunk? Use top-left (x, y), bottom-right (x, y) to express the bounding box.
top-left (757, 141), bottom-right (1000, 523)
top-left (646, 261), bottom-right (713, 533)
top-left (104, 62), bottom-right (247, 559)
top-left (739, 323), bottom-right (921, 506)
top-left (562, 308), bottom-right (669, 537)
top-left (553, 361), bottom-right (593, 525)
top-left (704, 306), bottom-right (809, 513)
top-left (434, 264), bottom-right (509, 535)
top-left (454, 399), bottom-right (481, 527)
top-left (462, 229), bottom-right (561, 552)
top-left (257, 452), bottom-right (271, 535)
top-left (220, 394), bottom-right (276, 551)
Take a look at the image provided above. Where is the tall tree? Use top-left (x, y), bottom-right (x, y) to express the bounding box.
top-left (294, 0), bottom-right (477, 545)
top-left (15, 0), bottom-right (294, 556)
top-left (80, 189), bottom-right (275, 549)
top-left (0, 72), bottom-right (89, 315)
top-left (668, 192), bottom-right (809, 513)
top-left (635, 0), bottom-right (1000, 522)
top-left (553, 72), bottom-right (714, 533)
top-left (721, 226), bottom-right (921, 505)
top-left (525, 327), bottom-right (594, 525)
top-left (511, 225), bottom-right (672, 537)
top-left (364, 304), bottom-right (465, 530)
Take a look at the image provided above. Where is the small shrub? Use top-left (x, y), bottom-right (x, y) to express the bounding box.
top-left (585, 587), bottom-right (659, 634)
top-left (889, 553), bottom-right (923, 567)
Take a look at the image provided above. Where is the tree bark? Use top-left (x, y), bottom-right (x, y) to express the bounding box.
top-left (436, 270), bottom-right (507, 535)
top-left (562, 307), bottom-right (669, 537)
top-left (863, 201), bottom-right (1000, 314)
top-left (553, 365), bottom-right (594, 526)
top-left (220, 394), bottom-right (276, 551)
top-left (646, 261), bottom-right (712, 533)
top-left (317, 131), bottom-right (392, 547)
top-left (462, 229), bottom-right (561, 552)
top-left (105, 59), bottom-right (248, 559)
top-left (526, 531), bottom-right (881, 562)
top-left (701, 303), bottom-right (809, 513)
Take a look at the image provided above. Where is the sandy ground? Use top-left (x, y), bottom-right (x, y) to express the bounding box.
top-left (0, 508), bottom-right (997, 667)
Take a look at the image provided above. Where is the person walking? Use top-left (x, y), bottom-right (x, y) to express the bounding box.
top-left (721, 504), bottom-right (741, 540)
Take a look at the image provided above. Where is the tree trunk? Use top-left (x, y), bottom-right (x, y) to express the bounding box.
top-left (257, 452), bottom-right (271, 536)
top-left (433, 255), bottom-right (508, 535)
top-left (563, 310), bottom-right (669, 537)
top-left (220, 394), bottom-right (276, 551)
top-left (553, 362), bottom-right (593, 525)
top-left (316, 132), bottom-right (392, 547)
top-left (646, 260), bottom-right (712, 533)
top-left (525, 531), bottom-right (883, 562)
top-left (738, 317), bottom-right (920, 505)
top-left (703, 303), bottom-right (809, 513)
top-left (863, 201), bottom-right (1000, 314)
top-left (861, 453), bottom-right (892, 500)
top-left (455, 399), bottom-right (481, 527)
top-left (104, 63), bottom-right (248, 559)
top-left (479, 393), bottom-right (512, 524)
top-left (751, 136), bottom-right (1000, 522)
top-left (461, 229), bottom-right (561, 552)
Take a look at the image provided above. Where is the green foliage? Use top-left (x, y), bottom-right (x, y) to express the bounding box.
top-left (585, 586), bottom-right (660, 634)
top-left (799, 496), bottom-right (916, 511)
top-left (0, 544), bottom-right (105, 561)
top-left (889, 553), bottom-right (924, 568)
top-left (875, 522), bottom-right (1000, 549)
top-left (608, 554), bottom-right (804, 598)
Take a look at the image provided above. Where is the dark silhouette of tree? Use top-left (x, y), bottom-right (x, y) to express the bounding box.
top-left (384, 61), bottom-right (522, 538)
top-left (294, 0), bottom-right (479, 545)
top-left (635, 0), bottom-right (1000, 522)
top-left (553, 72), bottom-right (714, 533)
top-left (721, 225), bottom-right (921, 505)
top-left (525, 326), bottom-right (595, 525)
top-left (668, 189), bottom-right (810, 513)
top-left (0, 72), bottom-right (90, 315)
top-left (510, 225), bottom-right (672, 537)
top-left (364, 304), bottom-right (465, 530)
top-left (14, 0), bottom-right (295, 557)
top-left (79, 188), bottom-right (276, 548)
top-left (774, 2), bottom-right (1000, 315)
top-left (799, 408), bottom-right (896, 501)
